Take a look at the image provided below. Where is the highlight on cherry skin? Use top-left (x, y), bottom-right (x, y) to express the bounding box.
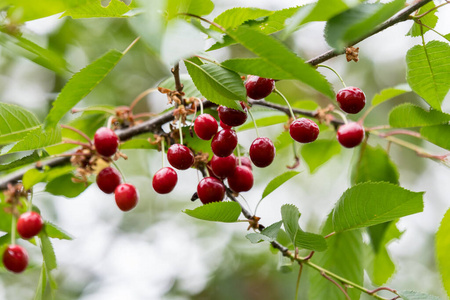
top-left (194, 113), bottom-right (218, 140)
top-left (197, 177), bottom-right (226, 204)
top-left (152, 167), bottom-right (178, 194)
top-left (17, 211), bottom-right (44, 239)
top-left (336, 86), bottom-right (366, 114)
top-left (167, 144), bottom-right (195, 170)
top-left (289, 118), bottom-right (320, 143)
top-left (94, 127), bottom-right (120, 157)
top-left (336, 122), bottom-right (365, 148)
top-left (96, 167), bottom-right (122, 194)
top-left (2, 244), bottom-right (28, 273)
top-left (114, 183), bottom-right (139, 212)
top-left (249, 137), bottom-right (276, 168)
top-left (245, 75), bottom-right (276, 100)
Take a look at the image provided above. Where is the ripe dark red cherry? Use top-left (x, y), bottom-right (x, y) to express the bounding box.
top-left (227, 166), bottom-right (254, 193)
top-left (211, 129), bottom-right (238, 157)
top-left (94, 127), bottom-right (119, 157)
top-left (220, 120), bottom-right (232, 130)
top-left (194, 114), bottom-right (218, 140)
top-left (167, 144), bottom-right (195, 170)
top-left (249, 137), bottom-right (276, 168)
top-left (289, 118), bottom-right (320, 143)
top-left (337, 122), bottom-right (365, 148)
top-left (336, 87), bottom-right (366, 114)
top-left (210, 154), bottom-right (236, 178)
top-left (239, 157), bottom-right (253, 170)
top-left (114, 183), bottom-right (139, 211)
top-left (152, 167), bottom-right (178, 194)
top-left (217, 104), bottom-right (247, 127)
top-left (17, 211), bottom-right (44, 239)
top-left (96, 167), bottom-right (122, 194)
top-left (3, 245), bottom-right (28, 273)
top-left (245, 75), bottom-right (275, 100)
top-left (197, 177), bottom-right (226, 204)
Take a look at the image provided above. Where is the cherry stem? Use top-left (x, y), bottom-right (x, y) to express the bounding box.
top-left (321, 272), bottom-right (351, 300)
top-left (331, 110), bottom-right (348, 124)
top-left (161, 138), bottom-right (165, 169)
top-left (194, 55), bottom-right (219, 64)
top-left (60, 124), bottom-right (92, 144)
top-left (11, 214), bottom-right (16, 245)
top-left (178, 118), bottom-right (184, 145)
top-left (122, 36), bottom-right (141, 55)
top-left (376, 129), bottom-right (421, 139)
top-left (28, 191), bottom-right (33, 213)
top-left (177, 13), bottom-right (226, 32)
top-left (324, 231), bottom-right (336, 239)
top-left (416, 20), bottom-right (449, 39)
top-left (412, 1), bottom-right (449, 19)
top-left (317, 64), bottom-right (346, 88)
top-left (112, 161), bottom-right (127, 184)
top-left (62, 139), bottom-right (92, 148)
top-left (294, 263), bottom-right (303, 300)
top-left (247, 109), bottom-right (260, 138)
top-left (368, 287), bottom-right (398, 296)
top-left (274, 88), bottom-right (296, 120)
top-left (107, 116), bottom-right (114, 129)
top-left (129, 88), bottom-right (157, 111)
top-left (197, 98), bottom-right (204, 115)
top-left (71, 107), bottom-right (116, 115)
top-left (236, 144), bottom-right (242, 166)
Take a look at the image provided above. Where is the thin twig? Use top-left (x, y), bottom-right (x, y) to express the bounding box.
top-left (321, 272), bottom-right (351, 300)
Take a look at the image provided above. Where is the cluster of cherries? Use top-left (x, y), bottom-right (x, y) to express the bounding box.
top-left (94, 127), bottom-right (139, 212)
top-left (3, 211), bottom-right (44, 273)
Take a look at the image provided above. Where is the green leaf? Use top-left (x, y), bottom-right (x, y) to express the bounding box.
top-left (120, 139), bottom-right (159, 150)
top-left (261, 221), bottom-right (283, 240)
top-left (0, 103), bottom-right (40, 145)
top-left (0, 150), bottom-right (49, 172)
top-left (33, 263), bottom-right (47, 300)
top-left (223, 26), bottom-right (334, 98)
top-left (246, 233), bottom-right (271, 244)
top-left (309, 214), bottom-right (363, 300)
top-left (275, 130), bottom-right (293, 151)
top-left (301, 139), bottom-right (341, 173)
top-left (44, 49), bottom-right (124, 129)
top-left (4, 126), bottom-right (62, 154)
top-left (62, 0), bottom-right (131, 18)
top-left (325, 0), bottom-right (406, 49)
top-left (0, 33), bottom-right (68, 76)
top-left (332, 182), bottom-right (424, 232)
top-left (406, 41), bottom-right (450, 111)
top-left (436, 208), bottom-right (450, 298)
top-left (183, 201), bottom-right (241, 222)
top-left (45, 222), bottom-right (73, 240)
top-left (184, 60), bottom-right (244, 110)
top-left (23, 165), bottom-right (74, 190)
top-left (237, 114), bottom-right (287, 131)
top-left (397, 290), bottom-right (441, 300)
top-left (281, 204), bottom-right (327, 251)
top-left (39, 231), bottom-right (57, 271)
top-left (7, 0), bottom-right (71, 22)
top-left (389, 103), bottom-right (450, 128)
top-left (351, 145), bottom-right (399, 185)
top-left (159, 74), bottom-right (203, 99)
top-left (420, 125), bottom-right (450, 151)
top-left (261, 171), bottom-right (299, 200)
top-left (407, 2), bottom-right (438, 37)
top-left (371, 84), bottom-right (412, 107)
top-left (213, 7), bottom-right (273, 30)
top-left (367, 221), bottom-right (402, 285)
top-left (45, 173), bottom-right (90, 198)
top-left (166, 0), bottom-right (214, 20)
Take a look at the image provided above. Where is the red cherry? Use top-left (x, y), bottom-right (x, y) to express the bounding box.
top-left (336, 87), bottom-right (366, 114)
top-left (94, 127), bottom-right (119, 157)
top-left (197, 177), bottom-right (225, 204)
top-left (249, 137), bottom-right (276, 168)
top-left (167, 144), bottom-right (195, 170)
top-left (210, 154), bottom-right (237, 178)
top-left (3, 245), bottom-right (28, 273)
top-left (211, 129), bottom-right (238, 157)
top-left (217, 104), bottom-right (247, 127)
top-left (238, 157), bottom-right (253, 170)
top-left (206, 160), bottom-right (221, 181)
top-left (245, 76), bottom-right (275, 100)
top-left (337, 122), bottom-right (365, 148)
top-left (289, 118), bottom-right (319, 143)
top-left (220, 120), bottom-right (232, 130)
top-left (194, 114), bottom-right (218, 140)
top-left (227, 166), bottom-right (253, 193)
top-left (114, 183), bottom-right (139, 211)
top-left (17, 211), bottom-right (44, 239)
top-left (96, 167), bottom-right (122, 194)
top-left (152, 167), bottom-right (178, 194)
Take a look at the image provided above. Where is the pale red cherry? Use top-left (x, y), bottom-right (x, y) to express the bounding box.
top-left (336, 122), bottom-right (365, 148)
top-left (17, 212), bottom-right (44, 239)
top-left (115, 183), bottom-right (139, 211)
top-left (3, 245), bottom-right (28, 273)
